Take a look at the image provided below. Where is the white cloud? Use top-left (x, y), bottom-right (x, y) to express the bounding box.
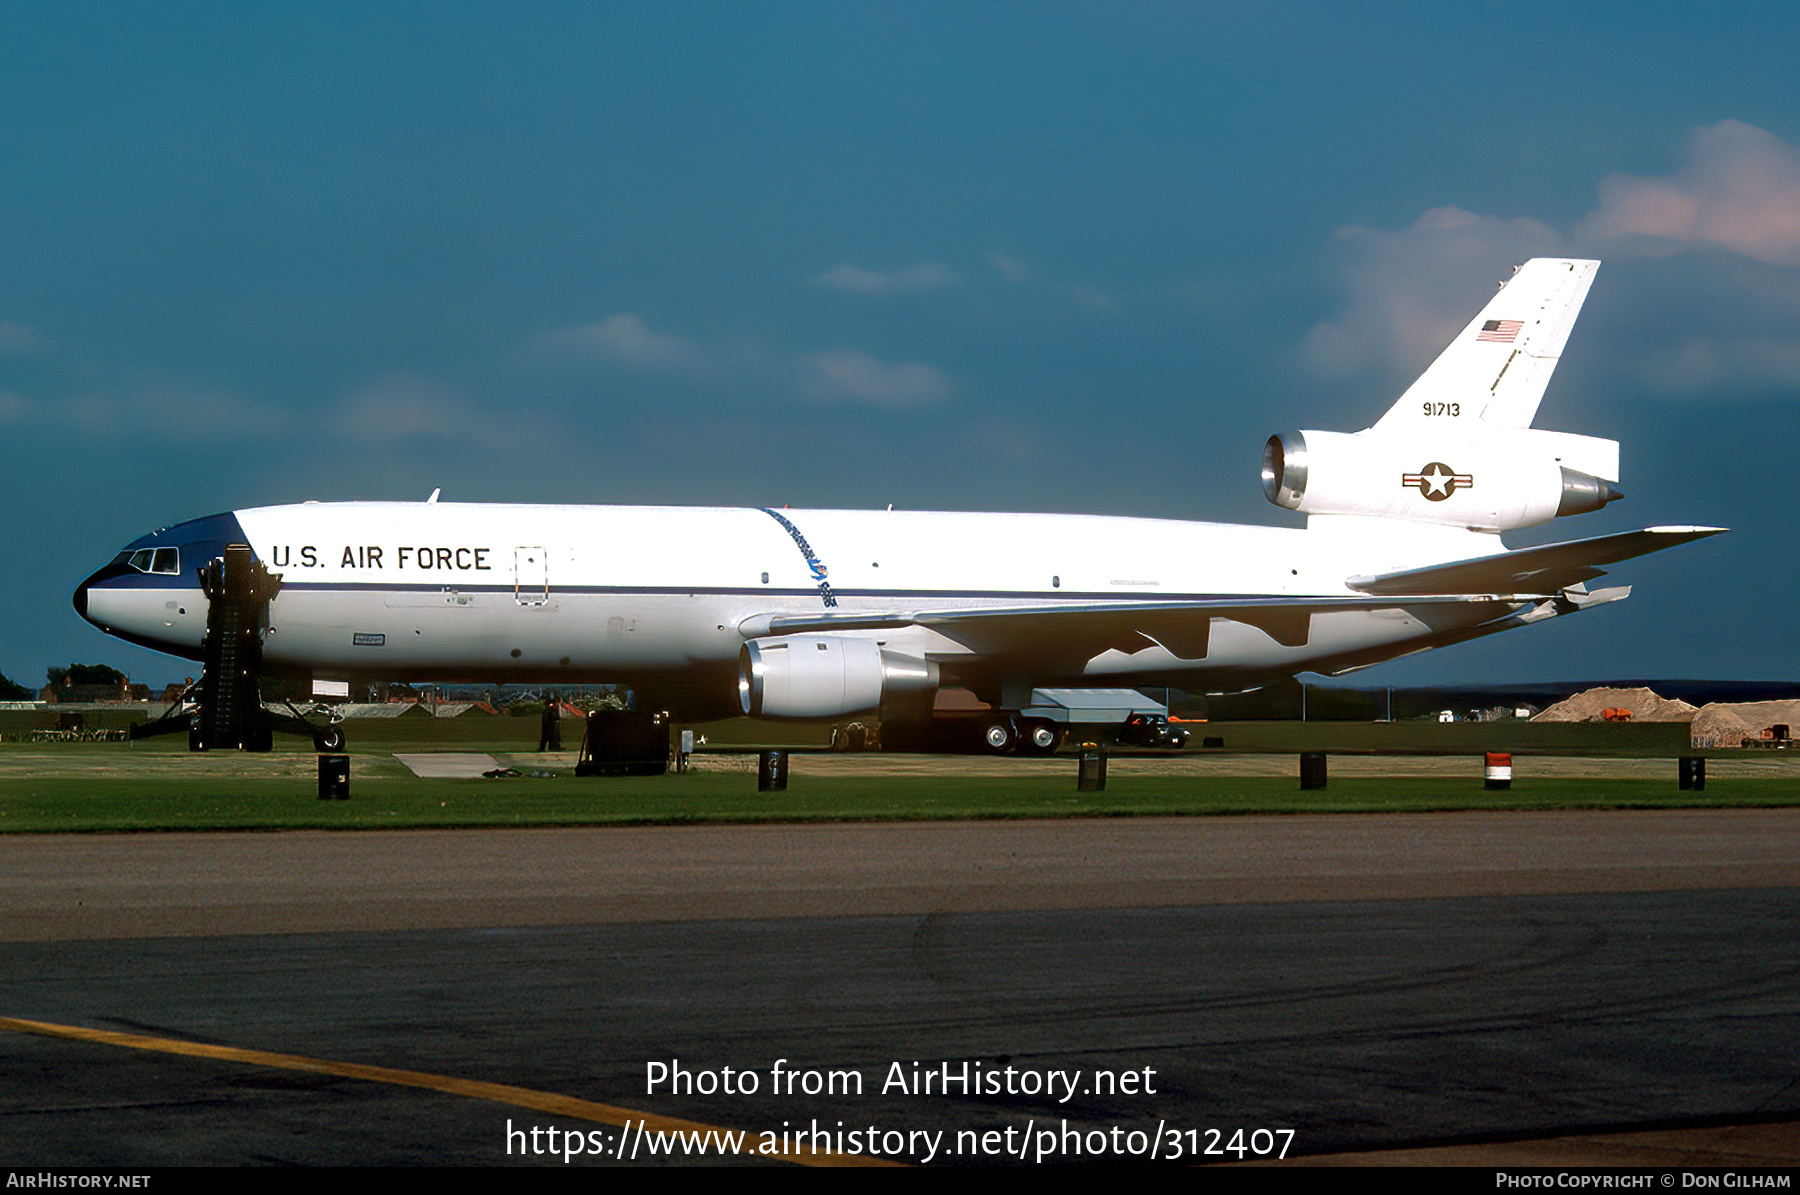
top-left (333, 373), bottom-right (467, 439)
top-left (814, 262), bottom-right (957, 295)
top-left (330, 372), bottom-right (553, 447)
top-left (1585, 121), bottom-right (1800, 266)
top-left (526, 312), bottom-right (955, 408)
top-left (813, 253), bottom-right (1113, 316)
top-left (1629, 335), bottom-right (1800, 394)
top-left (985, 252), bottom-right (1031, 284)
top-left (1062, 283), bottom-right (1116, 311)
top-left (530, 312), bottom-right (701, 370)
top-left (0, 323), bottom-right (45, 355)
top-left (1301, 206), bottom-right (1563, 380)
top-left (526, 312), bottom-right (782, 392)
top-left (804, 349), bottom-right (953, 407)
top-left (42, 385), bottom-right (291, 440)
top-left (140, 386), bottom-right (291, 437)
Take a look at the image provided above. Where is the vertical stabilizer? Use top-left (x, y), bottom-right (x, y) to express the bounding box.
top-left (1372, 258), bottom-right (1599, 433)
top-left (1267, 258), bottom-right (1622, 532)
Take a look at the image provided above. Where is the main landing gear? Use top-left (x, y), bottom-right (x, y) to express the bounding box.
top-left (981, 713), bottom-right (1064, 756)
top-left (881, 712), bottom-right (1065, 756)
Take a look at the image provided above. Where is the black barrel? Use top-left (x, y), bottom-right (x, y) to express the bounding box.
top-left (757, 750), bottom-right (789, 792)
top-left (318, 753), bottom-right (350, 800)
top-left (1077, 746), bottom-right (1108, 792)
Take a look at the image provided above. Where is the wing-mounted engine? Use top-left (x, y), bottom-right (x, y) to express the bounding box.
top-left (739, 635), bottom-right (939, 718)
top-left (1261, 427), bottom-right (1623, 532)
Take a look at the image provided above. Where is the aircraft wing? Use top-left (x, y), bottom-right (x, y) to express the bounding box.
top-left (745, 594), bottom-right (1490, 661)
top-left (743, 525), bottom-right (1723, 661)
top-left (739, 523), bottom-right (1722, 663)
top-left (1345, 525), bottom-right (1726, 596)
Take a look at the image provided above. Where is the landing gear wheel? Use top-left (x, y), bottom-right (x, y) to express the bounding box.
top-left (1019, 718), bottom-right (1064, 756)
top-left (980, 716), bottom-right (1017, 754)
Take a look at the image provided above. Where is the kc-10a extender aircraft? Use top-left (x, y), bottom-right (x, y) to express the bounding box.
top-left (75, 258), bottom-right (1722, 752)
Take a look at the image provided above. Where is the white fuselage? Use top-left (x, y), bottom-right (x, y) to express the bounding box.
top-left (79, 501), bottom-right (1513, 710)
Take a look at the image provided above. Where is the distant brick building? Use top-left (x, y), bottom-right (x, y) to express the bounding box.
top-left (40, 681), bottom-right (153, 704)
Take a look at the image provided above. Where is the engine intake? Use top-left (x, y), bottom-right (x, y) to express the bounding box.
top-left (739, 635), bottom-right (939, 719)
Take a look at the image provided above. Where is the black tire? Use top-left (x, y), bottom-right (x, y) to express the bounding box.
top-left (980, 716), bottom-right (1017, 754)
top-left (1019, 718), bottom-right (1063, 756)
top-left (315, 726), bottom-right (346, 753)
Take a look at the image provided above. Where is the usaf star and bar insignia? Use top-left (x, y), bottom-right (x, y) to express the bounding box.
top-left (1402, 462), bottom-right (1473, 501)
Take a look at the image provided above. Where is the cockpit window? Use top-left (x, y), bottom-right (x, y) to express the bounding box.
top-left (126, 548), bottom-right (180, 575)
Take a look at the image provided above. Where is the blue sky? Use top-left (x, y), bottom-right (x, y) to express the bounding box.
top-left (4, 2), bottom-right (1797, 690)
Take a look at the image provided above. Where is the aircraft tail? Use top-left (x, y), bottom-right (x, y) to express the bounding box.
top-left (1374, 258), bottom-right (1600, 433)
top-left (1261, 258), bottom-right (1620, 534)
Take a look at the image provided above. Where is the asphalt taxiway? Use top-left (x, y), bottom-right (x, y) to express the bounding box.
top-left (3, 811), bottom-right (1798, 1166)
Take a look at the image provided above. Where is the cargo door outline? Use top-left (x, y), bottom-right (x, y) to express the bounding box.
top-left (514, 546), bottom-right (549, 606)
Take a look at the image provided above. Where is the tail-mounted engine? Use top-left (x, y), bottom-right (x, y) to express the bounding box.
top-left (739, 635), bottom-right (938, 719)
top-left (1261, 427), bottom-right (1623, 532)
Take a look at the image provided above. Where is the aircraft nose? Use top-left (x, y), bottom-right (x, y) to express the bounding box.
top-left (73, 557), bottom-right (132, 627)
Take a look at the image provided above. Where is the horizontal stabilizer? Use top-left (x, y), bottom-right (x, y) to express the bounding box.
top-left (1346, 526), bottom-right (1726, 596)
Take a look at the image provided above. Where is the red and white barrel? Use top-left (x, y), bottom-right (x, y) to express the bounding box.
top-left (1484, 751), bottom-right (1513, 790)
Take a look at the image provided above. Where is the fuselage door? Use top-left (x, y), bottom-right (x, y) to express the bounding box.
top-left (514, 546), bottom-right (548, 606)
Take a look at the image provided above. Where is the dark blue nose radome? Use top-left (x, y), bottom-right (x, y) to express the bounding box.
top-left (72, 511), bottom-right (250, 655)
top-left (73, 553), bottom-right (136, 625)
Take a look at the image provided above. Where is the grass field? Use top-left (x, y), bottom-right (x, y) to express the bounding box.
top-left (1, 737), bottom-right (1796, 833)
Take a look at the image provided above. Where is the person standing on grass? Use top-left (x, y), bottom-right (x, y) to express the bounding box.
top-left (539, 696), bottom-right (562, 752)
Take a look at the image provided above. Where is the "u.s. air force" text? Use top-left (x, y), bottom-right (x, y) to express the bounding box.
top-left (269, 546), bottom-right (493, 571)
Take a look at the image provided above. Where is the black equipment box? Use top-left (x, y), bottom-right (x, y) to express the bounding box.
top-left (575, 710), bottom-right (670, 776)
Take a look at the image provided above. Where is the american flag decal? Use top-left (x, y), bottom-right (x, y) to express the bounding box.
top-left (1477, 318), bottom-right (1523, 343)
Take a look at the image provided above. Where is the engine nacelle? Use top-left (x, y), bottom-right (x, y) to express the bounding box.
top-left (739, 635), bottom-right (939, 718)
top-left (1261, 427), bottom-right (1622, 532)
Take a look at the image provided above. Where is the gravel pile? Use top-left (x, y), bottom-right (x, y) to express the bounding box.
top-left (1530, 686), bottom-right (1699, 723)
top-left (1690, 700), bottom-right (1800, 748)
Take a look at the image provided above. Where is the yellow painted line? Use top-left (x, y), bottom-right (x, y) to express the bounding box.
top-left (0, 1016), bottom-right (897, 1167)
